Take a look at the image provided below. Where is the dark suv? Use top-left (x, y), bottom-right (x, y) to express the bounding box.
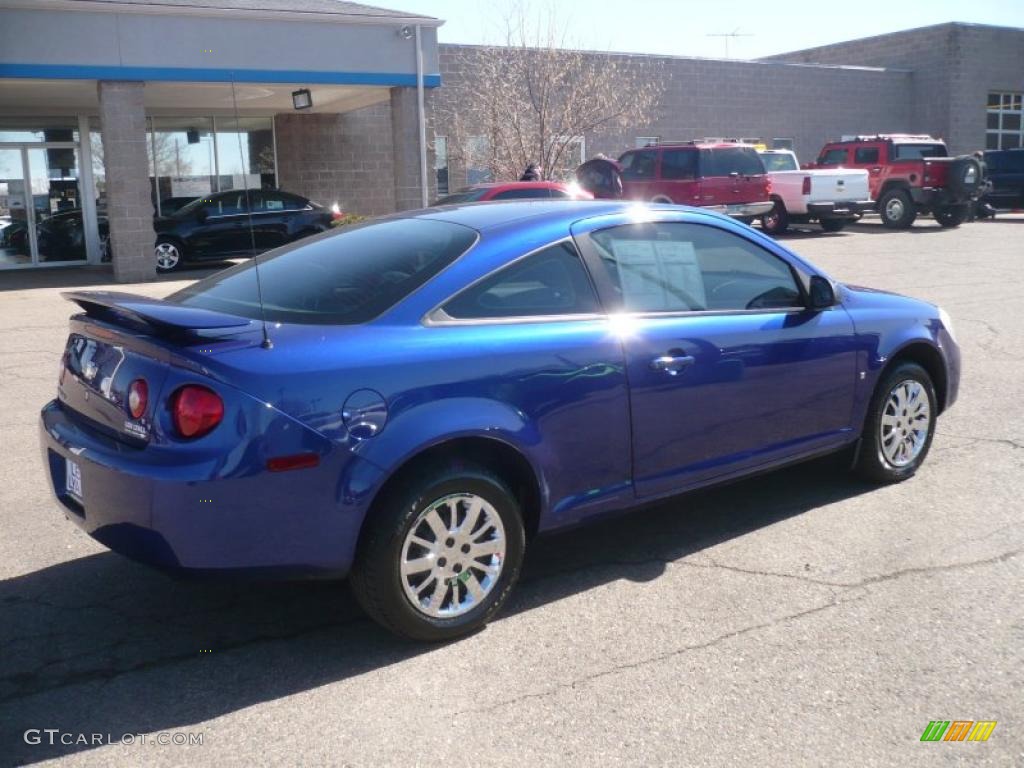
top-left (576, 142), bottom-right (773, 219)
top-left (153, 189), bottom-right (335, 272)
top-left (982, 148), bottom-right (1024, 210)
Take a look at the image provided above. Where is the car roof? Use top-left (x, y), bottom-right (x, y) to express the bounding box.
top-left (409, 199), bottom-right (686, 231)
top-left (467, 181), bottom-right (572, 190)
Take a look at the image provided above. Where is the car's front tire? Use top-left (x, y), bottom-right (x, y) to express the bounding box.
top-left (879, 189), bottom-right (917, 229)
top-left (855, 362), bottom-right (937, 483)
top-left (351, 463), bottom-right (526, 641)
top-left (155, 238), bottom-right (185, 273)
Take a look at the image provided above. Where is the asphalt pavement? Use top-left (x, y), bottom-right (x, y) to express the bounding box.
top-left (0, 217), bottom-right (1021, 767)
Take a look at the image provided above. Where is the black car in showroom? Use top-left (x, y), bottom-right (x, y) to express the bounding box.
top-left (154, 189), bottom-right (336, 272)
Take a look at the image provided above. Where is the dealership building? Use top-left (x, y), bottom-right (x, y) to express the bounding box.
top-left (0, 0), bottom-right (1022, 280)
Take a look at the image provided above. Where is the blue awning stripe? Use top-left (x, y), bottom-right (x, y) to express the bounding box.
top-left (0, 63), bottom-right (441, 87)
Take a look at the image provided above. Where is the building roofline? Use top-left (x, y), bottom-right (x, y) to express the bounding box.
top-left (0, 0), bottom-right (444, 27)
top-left (762, 20), bottom-right (1024, 60)
top-left (439, 43), bottom-right (908, 73)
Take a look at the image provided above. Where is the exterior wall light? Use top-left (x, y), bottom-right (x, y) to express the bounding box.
top-left (292, 88), bottom-right (313, 110)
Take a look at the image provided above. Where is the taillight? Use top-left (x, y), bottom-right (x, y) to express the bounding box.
top-left (802, 176), bottom-right (811, 195)
top-left (171, 385), bottom-right (223, 439)
top-left (128, 378), bottom-right (148, 419)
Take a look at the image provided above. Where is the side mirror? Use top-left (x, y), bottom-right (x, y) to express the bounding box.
top-left (196, 208), bottom-right (209, 223)
top-left (808, 275), bottom-right (836, 310)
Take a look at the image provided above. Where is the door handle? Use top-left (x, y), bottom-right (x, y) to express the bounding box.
top-left (650, 354), bottom-right (695, 375)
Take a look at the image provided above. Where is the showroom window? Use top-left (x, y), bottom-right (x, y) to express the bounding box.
top-left (435, 135), bottom-right (449, 195)
top-left (986, 92), bottom-right (1023, 149)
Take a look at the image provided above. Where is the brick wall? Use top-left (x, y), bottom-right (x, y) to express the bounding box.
top-left (769, 23), bottom-right (1024, 155)
top-left (274, 102), bottom-right (396, 216)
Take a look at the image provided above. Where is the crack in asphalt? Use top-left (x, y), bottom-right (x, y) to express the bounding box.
top-left (936, 432), bottom-right (1024, 451)
top-left (453, 547), bottom-right (1024, 717)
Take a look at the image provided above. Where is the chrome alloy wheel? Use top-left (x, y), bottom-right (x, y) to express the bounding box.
top-left (155, 242), bottom-right (180, 270)
top-left (885, 196), bottom-right (905, 221)
top-left (400, 493), bottom-right (506, 619)
top-left (879, 379), bottom-right (931, 467)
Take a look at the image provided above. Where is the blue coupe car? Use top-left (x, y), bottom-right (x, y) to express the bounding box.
top-left (40, 201), bottom-right (960, 640)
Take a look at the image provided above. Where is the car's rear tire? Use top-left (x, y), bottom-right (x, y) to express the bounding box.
top-left (350, 463), bottom-right (526, 641)
top-left (650, 195), bottom-right (673, 204)
top-left (879, 189), bottom-right (916, 229)
top-left (934, 204), bottom-right (969, 228)
top-left (761, 200), bottom-right (789, 235)
top-left (819, 218), bottom-right (846, 232)
top-left (155, 238), bottom-right (185, 273)
top-left (855, 362), bottom-right (937, 483)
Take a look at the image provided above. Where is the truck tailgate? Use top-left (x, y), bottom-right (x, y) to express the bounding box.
top-left (809, 169), bottom-right (870, 202)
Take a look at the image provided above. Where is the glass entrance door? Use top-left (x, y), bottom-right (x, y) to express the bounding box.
top-left (28, 145), bottom-right (87, 264)
top-left (0, 147), bottom-right (33, 267)
top-left (0, 143), bottom-right (90, 268)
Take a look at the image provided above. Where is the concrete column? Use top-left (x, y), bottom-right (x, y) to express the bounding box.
top-left (97, 81), bottom-right (155, 282)
top-left (390, 87), bottom-right (433, 210)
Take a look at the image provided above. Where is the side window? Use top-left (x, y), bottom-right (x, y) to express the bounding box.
top-left (589, 222), bottom-right (803, 313)
top-left (619, 150), bottom-right (657, 180)
top-left (818, 148), bottom-right (848, 165)
top-left (258, 192), bottom-right (291, 211)
top-left (215, 194), bottom-right (246, 216)
top-left (442, 242), bottom-right (601, 319)
top-left (854, 147), bottom-right (879, 164)
top-left (661, 149), bottom-right (697, 180)
top-left (548, 188), bottom-right (571, 199)
top-left (492, 188), bottom-right (549, 200)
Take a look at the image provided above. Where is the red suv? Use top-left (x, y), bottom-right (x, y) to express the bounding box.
top-left (811, 134), bottom-right (983, 228)
top-left (576, 142), bottom-right (773, 219)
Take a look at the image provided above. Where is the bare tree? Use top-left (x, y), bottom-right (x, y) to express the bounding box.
top-left (436, 4), bottom-right (663, 183)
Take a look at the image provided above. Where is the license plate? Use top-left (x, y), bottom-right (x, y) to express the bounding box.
top-left (65, 458), bottom-right (83, 501)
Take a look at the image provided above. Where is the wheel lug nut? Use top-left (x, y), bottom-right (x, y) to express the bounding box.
top-left (453, 563), bottom-right (462, 573)
top-left (445, 537), bottom-right (455, 548)
top-left (461, 544), bottom-right (471, 554)
top-left (438, 557), bottom-right (447, 567)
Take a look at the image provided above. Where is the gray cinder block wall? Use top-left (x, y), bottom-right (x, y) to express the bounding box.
top-left (435, 44), bottom-right (914, 188)
top-left (274, 102), bottom-right (397, 217)
top-left (768, 22), bottom-right (1024, 155)
top-left (97, 81), bottom-right (156, 282)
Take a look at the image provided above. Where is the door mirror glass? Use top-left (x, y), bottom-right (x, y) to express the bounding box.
top-left (809, 275), bottom-right (836, 309)
top-left (196, 207), bottom-right (209, 223)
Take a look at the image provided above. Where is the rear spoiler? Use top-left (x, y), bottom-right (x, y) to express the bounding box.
top-left (63, 291), bottom-right (255, 340)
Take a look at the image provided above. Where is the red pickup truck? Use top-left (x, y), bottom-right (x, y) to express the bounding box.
top-left (811, 134), bottom-right (983, 229)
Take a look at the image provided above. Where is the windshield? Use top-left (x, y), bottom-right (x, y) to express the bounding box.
top-left (434, 187), bottom-right (491, 205)
top-left (892, 143), bottom-right (948, 160)
top-left (166, 218), bottom-right (478, 325)
top-left (760, 153), bottom-right (799, 172)
top-left (172, 196), bottom-right (209, 217)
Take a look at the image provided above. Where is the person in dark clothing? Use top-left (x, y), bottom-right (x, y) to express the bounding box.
top-left (970, 150), bottom-right (997, 220)
top-left (520, 164), bottom-right (541, 181)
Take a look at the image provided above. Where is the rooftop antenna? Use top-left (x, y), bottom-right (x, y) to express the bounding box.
top-left (706, 28), bottom-right (753, 59)
top-left (230, 77), bottom-right (272, 349)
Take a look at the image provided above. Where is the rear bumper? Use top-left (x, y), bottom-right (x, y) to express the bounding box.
top-left (706, 201), bottom-right (775, 218)
top-left (39, 400), bottom-right (384, 576)
top-left (910, 187), bottom-right (979, 208)
top-left (807, 200), bottom-right (873, 218)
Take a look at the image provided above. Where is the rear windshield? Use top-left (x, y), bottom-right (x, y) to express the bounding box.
top-left (892, 143), bottom-right (948, 160)
top-left (703, 147), bottom-right (765, 177)
top-left (166, 218), bottom-right (477, 325)
top-left (434, 188), bottom-right (491, 205)
top-left (759, 153), bottom-right (798, 172)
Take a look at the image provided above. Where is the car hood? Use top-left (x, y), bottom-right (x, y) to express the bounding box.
top-left (840, 283), bottom-right (938, 315)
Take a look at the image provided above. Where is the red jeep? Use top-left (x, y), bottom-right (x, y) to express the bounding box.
top-left (812, 135), bottom-right (983, 229)
top-left (576, 142), bottom-right (773, 220)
